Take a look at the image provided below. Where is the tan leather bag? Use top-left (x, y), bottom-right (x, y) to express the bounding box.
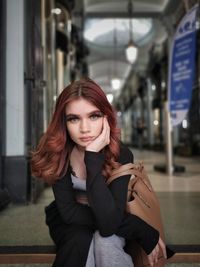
top-left (107, 162), bottom-right (167, 267)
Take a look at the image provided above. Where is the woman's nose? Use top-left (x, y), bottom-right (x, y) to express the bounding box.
top-left (80, 119), bottom-right (90, 133)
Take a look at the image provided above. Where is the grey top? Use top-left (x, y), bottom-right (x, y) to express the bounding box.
top-left (71, 173), bottom-right (86, 191)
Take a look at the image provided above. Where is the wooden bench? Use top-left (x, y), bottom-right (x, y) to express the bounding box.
top-left (0, 245), bottom-right (200, 264)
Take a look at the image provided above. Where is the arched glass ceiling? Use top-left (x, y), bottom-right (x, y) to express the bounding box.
top-left (84, 18), bottom-right (153, 47)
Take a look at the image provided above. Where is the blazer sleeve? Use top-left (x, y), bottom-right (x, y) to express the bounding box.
top-left (52, 169), bottom-right (96, 228)
top-left (84, 145), bottom-right (134, 236)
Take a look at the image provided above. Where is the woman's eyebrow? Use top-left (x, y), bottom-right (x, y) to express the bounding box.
top-left (65, 113), bottom-right (79, 117)
top-left (66, 110), bottom-right (101, 117)
top-left (88, 110), bottom-right (102, 115)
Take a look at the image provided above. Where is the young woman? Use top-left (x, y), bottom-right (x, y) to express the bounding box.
top-left (31, 78), bottom-right (166, 267)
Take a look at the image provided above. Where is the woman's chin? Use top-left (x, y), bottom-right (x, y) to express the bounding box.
top-left (76, 141), bottom-right (91, 151)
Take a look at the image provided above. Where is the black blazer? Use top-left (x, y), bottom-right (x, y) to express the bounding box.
top-left (45, 144), bottom-right (160, 266)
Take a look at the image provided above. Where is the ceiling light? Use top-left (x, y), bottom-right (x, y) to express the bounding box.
top-left (111, 78), bottom-right (121, 90)
top-left (125, 40), bottom-right (138, 64)
top-left (153, 120), bottom-right (159, 126)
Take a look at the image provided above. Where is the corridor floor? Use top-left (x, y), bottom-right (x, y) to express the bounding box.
top-left (0, 148), bottom-right (200, 247)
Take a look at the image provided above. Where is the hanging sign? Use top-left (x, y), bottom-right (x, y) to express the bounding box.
top-left (168, 4), bottom-right (198, 126)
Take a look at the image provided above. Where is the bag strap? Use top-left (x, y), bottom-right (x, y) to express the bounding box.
top-left (110, 163), bottom-right (135, 176)
top-left (106, 163), bottom-right (137, 185)
top-left (106, 163), bottom-right (144, 186)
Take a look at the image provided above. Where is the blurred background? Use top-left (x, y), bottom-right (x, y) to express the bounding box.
top-left (0, 0), bottom-right (200, 266)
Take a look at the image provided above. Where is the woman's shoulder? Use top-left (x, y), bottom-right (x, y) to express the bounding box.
top-left (118, 142), bottom-right (134, 164)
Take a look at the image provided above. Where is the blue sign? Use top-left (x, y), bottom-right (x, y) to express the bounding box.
top-left (168, 4), bottom-right (198, 126)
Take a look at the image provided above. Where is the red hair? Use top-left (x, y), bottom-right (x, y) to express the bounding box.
top-left (31, 78), bottom-right (121, 184)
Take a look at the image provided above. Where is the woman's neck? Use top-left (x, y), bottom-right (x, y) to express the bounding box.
top-left (74, 145), bottom-right (85, 158)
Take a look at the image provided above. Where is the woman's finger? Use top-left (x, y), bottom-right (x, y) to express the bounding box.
top-left (159, 237), bottom-right (167, 259)
top-left (104, 117), bottom-right (110, 144)
top-left (152, 245), bottom-right (158, 263)
top-left (101, 117), bottom-right (107, 135)
top-left (147, 253), bottom-right (154, 267)
top-left (99, 117), bottom-right (108, 143)
top-left (106, 122), bottom-right (110, 144)
top-left (154, 244), bottom-right (159, 262)
top-left (148, 248), bottom-right (157, 267)
top-left (148, 242), bottom-right (160, 266)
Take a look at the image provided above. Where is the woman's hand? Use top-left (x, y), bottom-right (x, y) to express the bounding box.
top-left (147, 237), bottom-right (166, 266)
top-left (85, 117), bottom-right (110, 152)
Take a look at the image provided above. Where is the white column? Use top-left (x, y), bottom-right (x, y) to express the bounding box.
top-left (165, 102), bottom-right (173, 175)
top-left (6, 0), bottom-right (25, 156)
top-left (166, 33), bottom-right (174, 175)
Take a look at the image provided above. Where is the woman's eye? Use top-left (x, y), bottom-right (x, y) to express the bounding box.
top-left (66, 117), bottom-right (79, 123)
top-left (90, 113), bottom-right (103, 121)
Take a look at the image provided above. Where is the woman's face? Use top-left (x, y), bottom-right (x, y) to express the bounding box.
top-left (65, 98), bottom-right (104, 149)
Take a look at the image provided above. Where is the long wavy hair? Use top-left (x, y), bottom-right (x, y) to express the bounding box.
top-left (31, 78), bottom-right (121, 184)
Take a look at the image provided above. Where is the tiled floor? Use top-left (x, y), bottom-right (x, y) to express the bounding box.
top-left (133, 149), bottom-right (200, 192)
top-left (0, 148), bottom-right (199, 247)
top-left (0, 187), bottom-right (53, 246)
